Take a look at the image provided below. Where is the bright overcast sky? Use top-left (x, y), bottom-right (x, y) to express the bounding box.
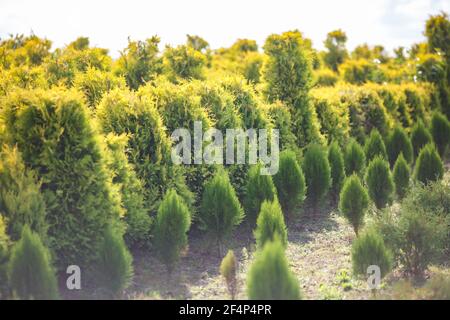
top-left (0, 0), bottom-right (449, 57)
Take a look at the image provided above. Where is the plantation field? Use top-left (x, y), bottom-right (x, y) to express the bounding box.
top-left (1, 10), bottom-right (450, 301)
top-left (61, 173), bottom-right (449, 300)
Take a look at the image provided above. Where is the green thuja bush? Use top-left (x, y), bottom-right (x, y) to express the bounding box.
top-left (340, 59), bottom-right (376, 85)
top-left (315, 68), bottom-right (338, 87)
top-left (154, 189), bottom-right (191, 274)
top-left (399, 180), bottom-right (450, 253)
top-left (302, 144), bottom-right (331, 213)
top-left (365, 157), bottom-right (394, 210)
top-left (414, 144), bottom-right (444, 184)
top-left (190, 80), bottom-right (243, 131)
top-left (7, 226), bottom-right (58, 300)
top-left (410, 120), bottom-right (432, 158)
top-left (97, 225), bottom-right (133, 297)
top-left (403, 85), bottom-right (426, 122)
top-left (140, 79), bottom-right (214, 199)
top-left (113, 36), bottom-right (162, 90)
top-left (262, 30), bottom-right (312, 105)
top-left (200, 169), bottom-right (244, 255)
top-left (261, 31), bottom-right (323, 147)
top-left (0, 145), bottom-right (47, 241)
top-left (220, 250), bottom-right (238, 300)
top-left (273, 150), bottom-right (306, 217)
top-left (2, 89), bottom-right (122, 269)
top-left (355, 88), bottom-right (390, 136)
top-left (328, 141), bottom-right (345, 205)
top-left (0, 216), bottom-right (10, 299)
top-left (396, 207), bottom-right (445, 276)
top-left (254, 200), bottom-right (288, 249)
top-left (364, 129), bottom-right (387, 162)
top-left (310, 90), bottom-right (350, 146)
top-left (46, 38), bottom-right (113, 87)
top-left (372, 182), bottom-right (448, 277)
top-left (392, 154), bottom-right (410, 199)
top-left (244, 164), bottom-right (277, 224)
top-left (339, 175), bottom-right (369, 235)
top-left (104, 133), bottom-right (152, 248)
top-left (97, 88), bottom-right (194, 213)
top-left (219, 76), bottom-right (271, 130)
top-left (163, 45), bottom-right (207, 81)
top-left (268, 102), bottom-right (297, 151)
top-left (247, 240), bottom-right (301, 300)
top-left (351, 229), bottom-right (393, 278)
top-left (344, 139), bottom-right (366, 176)
top-left (430, 112), bottom-right (450, 157)
top-left (73, 67), bottom-right (125, 108)
top-left (387, 126), bottom-right (413, 166)
top-left (141, 78), bottom-right (213, 133)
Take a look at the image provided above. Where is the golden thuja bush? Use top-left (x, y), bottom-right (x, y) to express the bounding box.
top-left (1, 88), bottom-right (122, 269)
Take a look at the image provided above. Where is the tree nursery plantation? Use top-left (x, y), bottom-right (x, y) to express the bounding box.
top-left (0, 3), bottom-right (449, 301)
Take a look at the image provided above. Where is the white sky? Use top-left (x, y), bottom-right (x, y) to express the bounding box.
top-left (0, 0), bottom-right (449, 57)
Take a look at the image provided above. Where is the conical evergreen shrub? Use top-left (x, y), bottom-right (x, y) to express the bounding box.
top-left (344, 139), bottom-right (366, 176)
top-left (139, 79), bottom-right (215, 200)
top-left (302, 144), bottom-right (331, 213)
top-left (97, 225), bottom-right (133, 297)
top-left (365, 157), bottom-right (394, 210)
top-left (262, 31), bottom-right (323, 147)
top-left (97, 88), bottom-right (194, 214)
top-left (0, 145), bottom-right (47, 241)
top-left (2, 89), bottom-right (122, 269)
top-left (0, 216), bottom-right (10, 299)
top-left (254, 200), bottom-right (287, 249)
top-left (273, 150), bottom-right (306, 217)
top-left (387, 126), bottom-right (413, 166)
top-left (392, 154), bottom-right (410, 199)
top-left (7, 226), bottom-right (58, 300)
top-left (154, 189), bottom-right (191, 274)
top-left (364, 129), bottom-right (388, 162)
top-left (244, 164), bottom-right (277, 224)
top-left (430, 112), bottom-right (450, 157)
top-left (351, 229), bottom-right (392, 278)
top-left (339, 175), bottom-right (369, 235)
top-left (200, 169), bottom-right (244, 255)
top-left (220, 250), bottom-right (238, 300)
top-left (104, 133), bottom-right (152, 248)
top-left (328, 141), bottom-right (345, 205)
top-left (246, 241), bottom-right (301, 300)
top-left (410, 120), bottom-right (432, 158)
top-left (414, 144), bottom-right (444, 184)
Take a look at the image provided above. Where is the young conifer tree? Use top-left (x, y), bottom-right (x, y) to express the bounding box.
top-left (247, 240), bottom-right (301, 300)
top-left (364, 129), bottom-right (388, 162)
top-left (344, 139), bottom-right (366, 176)
top-left (339, 175), bottom-right (369, 235)
top-left (97, 225), bottom-right (134, 297)
top-left (273, 150), bottom-right (306, 217)
top-left (328, 141), bottom-right (345, 205)
top-left (7, 226), bottom-right (59, 300)
top-left (200, 169), bottom-right (244, 255)
top-left (254, 200), bottom-right (288, 249)
top-left (392, 154), bottom-right (410, 199)
top-left (365, 157), bottom-right (394, 210)
top-left (244, 164), bottom-right (278, 225)
top-left (414, 144), bottom-right (444, 184)
top-left (302, 144), bottom-right (331, 213)
top-left (154, 189), bottom-right (191, 274)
